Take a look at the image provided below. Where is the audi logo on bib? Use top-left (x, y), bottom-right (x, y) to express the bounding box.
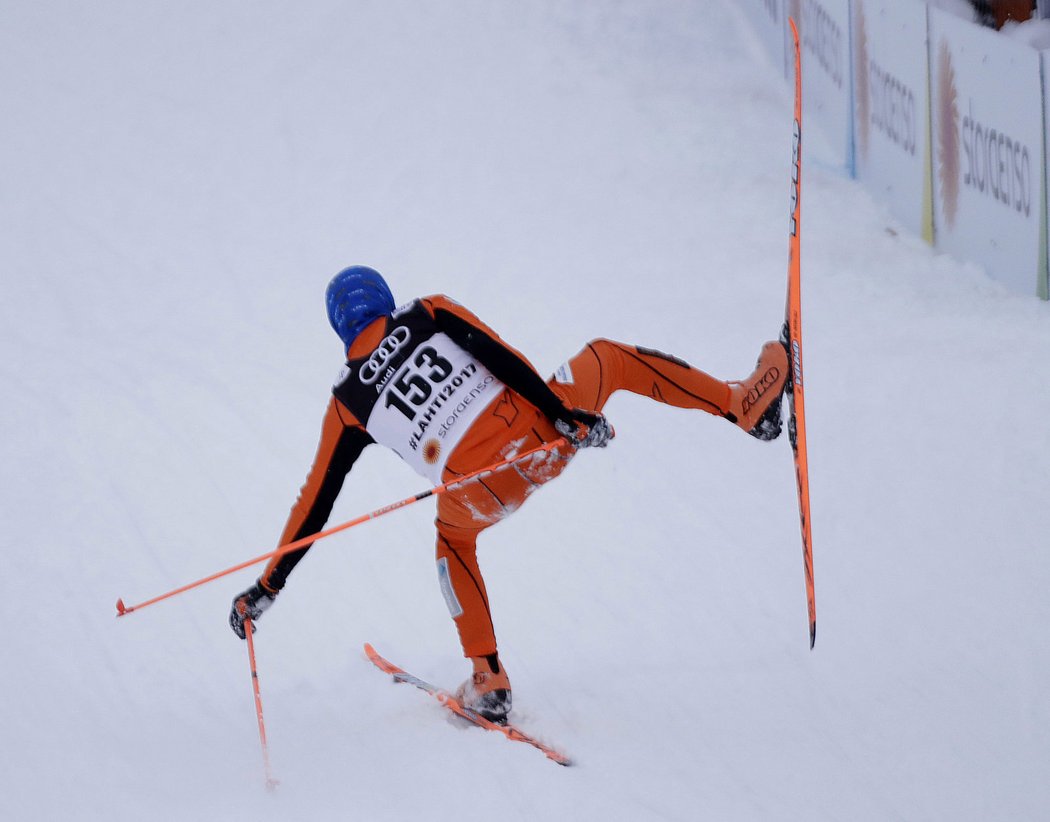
top-left (359, 326), bottom-right (411, 384)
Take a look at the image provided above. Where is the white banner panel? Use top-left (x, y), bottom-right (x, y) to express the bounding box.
top-left (851, 0), bottom-right (930, 238)
top-left (787, 0), bottom-right (854, 172)
top-left (744, 0), bottom-right (788, 77)
top-left (929, 8), bottom-right (1044, 296)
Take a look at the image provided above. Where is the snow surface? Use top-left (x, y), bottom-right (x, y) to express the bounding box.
top-left (3, 2), bottom-right (1048, 820)
top-left (1001, 17), bottom-right (1050, 48)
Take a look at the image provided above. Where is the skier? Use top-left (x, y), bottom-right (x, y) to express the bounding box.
top-left (230, 265), bottom-right (788, 723)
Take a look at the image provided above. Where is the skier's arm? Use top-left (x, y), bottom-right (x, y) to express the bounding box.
top-left (265, 406), bottom-right (371, 591)
top-left (230, 397), bottom-right (372, 638)
top-left (424, 295), bottom-right (583, 427)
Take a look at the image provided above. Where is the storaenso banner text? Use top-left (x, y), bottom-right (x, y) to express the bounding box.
top-left (852, 0), bottom-right (929, 239)
top-left (929, 8), bottom-right (1044, 296)
top-left (788, 0), bottom-right (853, 173)
top-left (747, 0), bottom-right (788, 78)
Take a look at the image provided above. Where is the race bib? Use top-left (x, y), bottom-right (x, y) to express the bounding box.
top-left (365, 333), bottom-right (503, 481)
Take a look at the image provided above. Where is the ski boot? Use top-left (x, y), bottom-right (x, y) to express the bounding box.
top-left (455, 654), bottom-right (512, 724)
top-left (726, 340), bottom-right (789, 441)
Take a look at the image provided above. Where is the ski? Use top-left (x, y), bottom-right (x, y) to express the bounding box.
top-left (363, 643), bottom-right (573, 766)
top-left (783, 18), bottom-right (816, 649)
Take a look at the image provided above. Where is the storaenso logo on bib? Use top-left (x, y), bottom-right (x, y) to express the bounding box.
top-left (422, 439), bottom-right (441, 465)
top-left (407, 365), bottom-right (497, 451)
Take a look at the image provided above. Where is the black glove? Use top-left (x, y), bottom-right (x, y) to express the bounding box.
top-left (555, 408), bottom-right (613, 449)
top-left (229, 580), bottom-right (276, 640)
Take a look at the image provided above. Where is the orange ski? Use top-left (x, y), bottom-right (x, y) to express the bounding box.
top-left (364, 643), bottom-right (573, 766)
top-left (784, 18), bottom-right (816, 649)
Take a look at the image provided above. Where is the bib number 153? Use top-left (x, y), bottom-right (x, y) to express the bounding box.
top-left (384, 346), bottom-right (453, 421)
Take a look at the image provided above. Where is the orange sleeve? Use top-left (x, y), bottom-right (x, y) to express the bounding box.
top-left (259, 397), bottom-right (372, 593)
top-left (421, 294), bottom-right (573, 423)
top-left (421, 294), bottom-right (535, 363)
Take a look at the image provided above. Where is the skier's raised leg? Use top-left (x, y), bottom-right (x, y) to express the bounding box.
top-left (548, 338), bottom-right (787, 439)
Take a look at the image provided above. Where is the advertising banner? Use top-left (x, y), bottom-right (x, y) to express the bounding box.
top-left (929, 8), bottom-right (1044, 296)
top-left (787, 0), bottom-right (854, 172)
top-left (745, 0), bottom-right (788, 77)
top-left (851, 0), bottom-right (930, 239)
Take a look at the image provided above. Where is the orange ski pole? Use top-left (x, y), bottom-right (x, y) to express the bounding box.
top-left (243, 618), bottom-right (278, 791)
top-left (115, 437), bottom-right (571, 617)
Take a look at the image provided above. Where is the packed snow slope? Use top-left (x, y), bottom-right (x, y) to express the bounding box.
top-left (3, 2), bottom-right (1048, 820)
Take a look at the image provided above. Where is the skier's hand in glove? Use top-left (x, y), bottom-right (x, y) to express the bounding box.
top-left (555, 408), bottom-right (613, 449)
top-left (229, 580), bottom-right (276, 639)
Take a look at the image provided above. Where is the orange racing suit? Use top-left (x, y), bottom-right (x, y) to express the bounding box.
top-left (258, 295), bottom-right (736, 658)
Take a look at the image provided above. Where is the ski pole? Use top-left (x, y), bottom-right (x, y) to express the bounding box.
top-left (115, 437), bottom-right (570, 617)
top-left (243, 617), bottom-right (278, 791)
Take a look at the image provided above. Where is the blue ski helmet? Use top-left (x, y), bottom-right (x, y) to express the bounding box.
top-left (325, 266), bottom-right (396, 349)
